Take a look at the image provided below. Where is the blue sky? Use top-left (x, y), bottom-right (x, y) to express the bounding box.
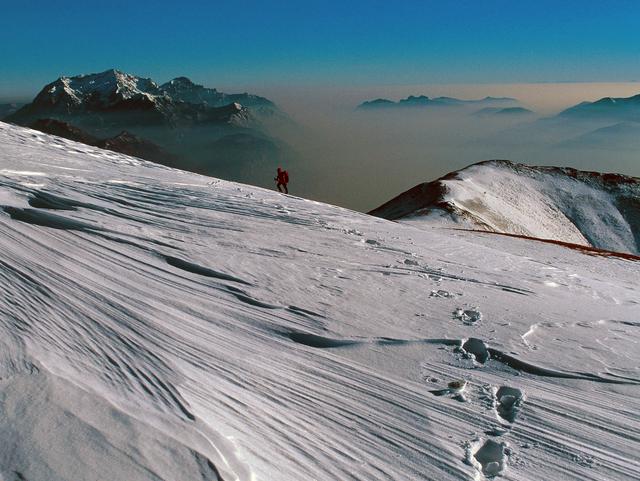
top-left (2, 0), bottom-right (640, 97)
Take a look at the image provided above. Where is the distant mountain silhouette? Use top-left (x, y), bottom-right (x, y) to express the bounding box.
top-left (473, 106), bottom-right (534, 117)
top-left (30, 118), bottom-right (99, 145)
top-left (557, 93), bottom-right (640, 122)
top-left (557, 121), bottom-right (640, 151)
top-left (95, 131), bottom-right (181, 165)
top-left (0, 103), bottom-right (24, 119)
top-left (357, 95), bottom-right (519, 110)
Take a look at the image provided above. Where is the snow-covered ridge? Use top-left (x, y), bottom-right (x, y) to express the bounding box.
top-left (32, 68), bottom-right (274, 111)
top-left (35, 69), bottom-right (166, 111)
top-left (159, 76), bottom-right (275, 110)
top-left (59, 69), bottom-right (162, 102)
top-left (370, 160), bottom-right (640, 255)
top-left (1, 122), bottom-right (639, 481)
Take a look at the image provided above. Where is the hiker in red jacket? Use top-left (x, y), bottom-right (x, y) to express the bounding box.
top-left (275, 167), bottom-right (289, 194)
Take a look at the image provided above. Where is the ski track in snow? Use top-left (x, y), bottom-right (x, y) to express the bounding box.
top-left (0, 122), bottom-right (639, 480)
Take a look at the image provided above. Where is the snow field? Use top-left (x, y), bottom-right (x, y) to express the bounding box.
top-left (0, 122), bottom-right (639, 480)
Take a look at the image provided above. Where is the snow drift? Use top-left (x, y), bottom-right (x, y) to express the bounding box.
top-left (370, 160), bottom-right (640, 255)
top-left (1, 122), bottom-right (639, 480)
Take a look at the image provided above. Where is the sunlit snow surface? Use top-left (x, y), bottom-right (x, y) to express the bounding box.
top-left (395, 161), bottom-right (640, 255)
top-left (0, 121), bottom-right (639, 481)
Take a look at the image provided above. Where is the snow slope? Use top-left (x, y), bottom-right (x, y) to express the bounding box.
top-left (1, 122), bottom-right (639, 481)
top-left (370, 160), bottom-right (640, 255)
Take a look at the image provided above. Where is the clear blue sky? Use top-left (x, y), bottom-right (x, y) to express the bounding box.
top-left (2, 0), bottom-right (640, 98)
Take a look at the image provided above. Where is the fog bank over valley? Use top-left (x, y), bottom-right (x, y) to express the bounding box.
top-left (249, 82), bottom-right (640, 211)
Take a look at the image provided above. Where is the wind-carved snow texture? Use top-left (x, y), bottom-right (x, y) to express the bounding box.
top-left (0, 121), bottom-right (639, 481)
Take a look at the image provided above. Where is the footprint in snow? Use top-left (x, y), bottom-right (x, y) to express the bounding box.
top-left (454, 307), bottom-right (483, 325)
top-left (343, 228), bottom-right (363, 236)
top-left (456, 338), bottom-right (490, 364)
top-left (472, 439), bottom-right (509, 478)
top-left (430, 289), bottom-right (455, 298)
top-left (452, 340), bottom-right (526, 424)
top-left (494, 386), bottom-right (525, 424)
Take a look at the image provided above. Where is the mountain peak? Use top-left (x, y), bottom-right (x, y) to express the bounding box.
top-left (31, 69), bottom-right (162, 112)
top-left (64, 69), bottom-right (157, 92)
top-left (162, 76), bottom-right (198, 88)
top-left (399, 95), bottom-right (431, 105)
top-left (7, 69), bottom-right (281, 129)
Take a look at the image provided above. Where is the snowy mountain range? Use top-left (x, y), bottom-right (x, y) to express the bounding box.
top-left (357, 95), bottom-right (519, 110)
top-left (370, 160), bottom-right (640, 255)
top-left (160, 76), bottom-right (280, 117)
top-left (6, 69), bottom-right (278, 128)
top-left (1, 120), bottom-right (639, 481)
top-left (4, 70), bottom-right (291, 187)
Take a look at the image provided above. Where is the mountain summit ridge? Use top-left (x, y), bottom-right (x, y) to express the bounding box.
top-left (369, 160), bottom-right (640, 255)
top-left (29, 69), bottom-right (165, 113)
top-left (7, 68), bottom-right (277, 127)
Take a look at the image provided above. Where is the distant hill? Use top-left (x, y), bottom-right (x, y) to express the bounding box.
top-left (473, 106), bottom-right (534, 117)
top-left (94, 131), bottom-right (181, 166)
top-left (0, 103), bottom-right (25, 118)
top-left (29, 118), bottom-right (180, 166)
top-left (357, 98), bottom-right (396, 109)
top-left (6, 69), bottom-right (292, 186)
top-left (557, 93), bottom-right (640, 122)
top-left (29, 118), bottom-right (99, 145)
top-left (357, 95), bottom-right (519, 110)
top-left (369, 160), bottom-right (640, 255)
top-left (557, 121), bottom-right (640, 151)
